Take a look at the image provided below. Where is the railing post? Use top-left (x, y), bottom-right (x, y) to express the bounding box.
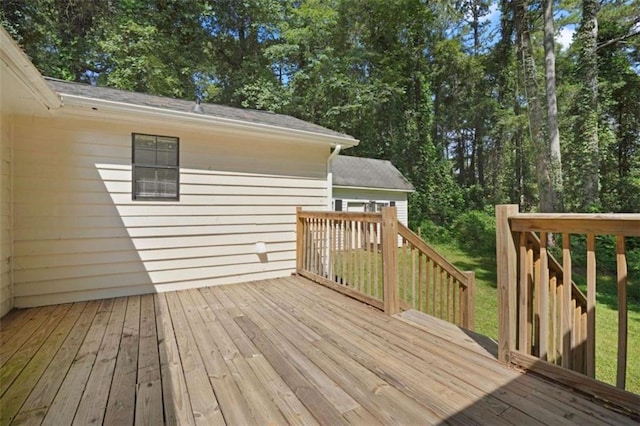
top-left (616, 235), bottom-right (627, 389)
top-left (381, 206), bottom-right (399, 315)
top-left (496, 204), bottom-right (519, 364)
top-left (462, 271), bottom-right (475, 330)
top-left (296, 207), bottom-right (303, 272)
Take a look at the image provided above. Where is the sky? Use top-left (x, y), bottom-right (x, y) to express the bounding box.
top-left (483, 1), bottom-right (576, 51)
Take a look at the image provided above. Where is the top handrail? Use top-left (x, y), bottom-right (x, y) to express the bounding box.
top-left (297, 210), bottom-right (383, 223)
top-left (511, 214), bottom-right (640, 236)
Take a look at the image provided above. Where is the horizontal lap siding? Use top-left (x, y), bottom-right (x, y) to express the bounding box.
top-left (332, 187), bottom-right (409, 225)
top-left (0, 113), bottom-right (13, 316)
top-left (13, 115), bottom-right (328, 307)
top-left (333, 188), bottom-right (409, 247)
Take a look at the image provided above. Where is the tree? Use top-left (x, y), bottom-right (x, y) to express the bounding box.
top-left (542, 0), bottom-right (563, 212)
top-left (570, 0), bottom-right (599, 210)
top-left (514, 0), bottom-right (555, 212)
top-left (1, 0), bottom-right (112, 81)
top-left (97, 1), bottom-right (207, 98)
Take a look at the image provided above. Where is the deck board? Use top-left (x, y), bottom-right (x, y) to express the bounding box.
top-left (2, 302), bottom-right (89, 425)
top-left (134, 293), bottom-right (163, 426)
top-left (11, 301), bottom-right (99, 426)
top-left (41, 299), bottom-right (111, 425)
top-left (72, 298), bottom-right (122, 426)
top-left (1, 276), bottom-right (637, 425)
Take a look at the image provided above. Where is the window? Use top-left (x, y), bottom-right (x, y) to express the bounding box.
top-left (365, 201), bottom-right (389, 212)
top-left (132, 133), bottom-right (179, 200)
top-left (334, 199), bottom-right (343, 211)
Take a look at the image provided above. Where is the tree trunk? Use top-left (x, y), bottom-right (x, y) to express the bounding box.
top-left (515, 0), bottom-right (553, 212)
top-left (543, 0), bottom-right (563, 212)
top-left (576, 0), bottom-right (600, 209)
top-left (471, 1), bottom-right (483, 187)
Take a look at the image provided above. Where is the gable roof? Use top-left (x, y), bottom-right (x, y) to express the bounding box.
top-left (1, 27), bottom-right (61, 114)
top-left (331, 155), bottom-right (414, 192)
top-left (46, 78), bottom-right (356, 144)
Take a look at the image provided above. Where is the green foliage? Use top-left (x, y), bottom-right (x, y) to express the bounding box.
top-left (414, 219), bottom-right (452, 245)
top-left (450, 209), bottom-right (496, 256)
top-left (2, 0), bottom-right (640, 215)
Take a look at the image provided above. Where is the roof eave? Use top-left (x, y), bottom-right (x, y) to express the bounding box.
top-left (58, 93), bottom-right (359, 148)
top-left (333, 184), bottom-right (415, 193)
top-left (0, 28), bottom-right (61, 111)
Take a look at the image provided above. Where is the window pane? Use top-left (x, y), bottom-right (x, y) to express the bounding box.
top-left (157, 136), bottom-right (177, 151)
top-left (135, 167), bottom-right (158, 197)
top-left (134, 148), bottom-right (157, 165)
top-left (156, 149), bottom-right (178, 166)
top-left (135, 167), bottom-right (178, 199)
top-left (134, 134), bottom-right (156, 149)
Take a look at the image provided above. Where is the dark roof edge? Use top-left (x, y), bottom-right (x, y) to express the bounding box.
top-left (47, 78), bottom-right (358, 146)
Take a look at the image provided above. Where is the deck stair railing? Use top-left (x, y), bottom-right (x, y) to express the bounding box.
top-left (296, 207), bottom-right (475, 329)
top-left (496, 204), bottom-right (640, 414)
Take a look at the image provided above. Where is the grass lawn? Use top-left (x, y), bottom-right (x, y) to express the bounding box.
top-left (427, 240), bottom-right (640, 395)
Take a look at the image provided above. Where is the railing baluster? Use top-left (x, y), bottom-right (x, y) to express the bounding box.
top-left (533, 247), bottom-right (541, 356)
top-left (616, 235), bottom-right (627, 389)
top-left (431, 260), bottom-right (437, 316)
top-left (342, 220), bottom-right (347, 284)
top-left (404, 240), bottom-right (410, 304)
top-left (374, 223), bottom-right (379, 298)
top-left (571, 299), bottom-right (582, 373)
top-left (452, 276), bottom-right (457, 325)
top-left (538, 232), bottom-right (549, 361)
top-left (439, 267), bottom-right (445, 319)
top-left (411, 245), bottom-right (416, 309)
top-left (562, 233), bottom-right (572, 369)
top-left (305, 218), bottom-right (311, 272)
top-left (356, 221), bottom-right (361, 292)
top-left (550, 273), bottom-right (557, 364)
top-left (331, 219), bottom-right (337, 280)
top-left (586, 233), bottom-right (596, 378)
top-left (364, 221), bottom-right (369, 296)
top-left (555, 280), bottom-right (562, 365)
top-left (581, 310), bottom-right (588, 375)
top-left (526, 240), bottom-right (534, 354)
top-left (519, 232), bottom-right (529, 352)
top-left (418, 251), bottom-right (424, 312)
top-left (447, 273), bottom-right (451, 323)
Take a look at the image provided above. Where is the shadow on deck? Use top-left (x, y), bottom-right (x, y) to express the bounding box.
top-left (1, 276), bottom-right (637, 425)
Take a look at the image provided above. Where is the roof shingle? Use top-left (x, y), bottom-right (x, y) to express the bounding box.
top-left (331, 155), bottom-right (414, 191)
top-left (46, 78), bottom-right (354, 140)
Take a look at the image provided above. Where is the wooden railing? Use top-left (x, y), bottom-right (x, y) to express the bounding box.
top-left (397, 224), bottom-right (475, 329)
top-left (296, 207), bottom-right (475, 329)
top-left (496, 205), bottom-right (640, 413)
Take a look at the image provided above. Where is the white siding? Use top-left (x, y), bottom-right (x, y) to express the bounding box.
top-left (333, 187), bottom-right (409, 247)
top-left (0, 113), bottom-right (13, 316)
top-left (13, 115), bottom-right (329, 307)
top-left (332, 187), bottom-right (409, 226)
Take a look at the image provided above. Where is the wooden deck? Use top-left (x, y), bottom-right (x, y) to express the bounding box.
top-left (1, 276), bottom-right (636, 425)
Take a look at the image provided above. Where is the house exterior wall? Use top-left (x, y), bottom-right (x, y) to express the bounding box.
top-left (12, 114), bottom-right (329, 307)
top-left (0, 113), bottom-right (13, 316)
top-left (332, 187), bottom-right (409, 226)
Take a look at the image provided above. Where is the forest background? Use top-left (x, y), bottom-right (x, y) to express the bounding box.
top-left (2, 0), bottom-right (638, 221)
